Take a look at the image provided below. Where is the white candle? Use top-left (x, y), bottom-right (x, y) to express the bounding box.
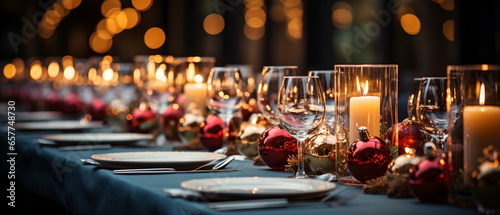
top-left (349, 96), bottom-right (380, 143)
top-left (463, 84), bottom-right (500, 180)
top-left (183, 78), bottom-right (207, 111)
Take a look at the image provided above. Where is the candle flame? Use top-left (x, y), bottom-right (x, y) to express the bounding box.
top-left (155, 64), bottom-right (167, 82)
top-left (479, 83), bottom-right (485, 105)
top-left (363, 80), bottom-right (369, 96)
top-left (194, 74), bottom-right (203, 83)
top-left (186, 62), bottom-right (195, 82)
top-left (356, 76), bottom-right (361, 93)
top-left (63, 66), bottom-right (76, 80)
top-left (103, 68), bottom-right (114, 81)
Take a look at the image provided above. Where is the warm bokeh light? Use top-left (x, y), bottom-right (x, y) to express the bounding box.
top-left (288, 18), bottom-right (303, 39)
top-left (63, 66), bottom-right (76, 80)
top-left (332, 2), bottom-right (353, 30)
top-left (101, 0), bottom-right (121, 17)
top-left (144, 27), bottom-right (165, 49)
top-left (203, 13), bottom-right (225, 35)
top-left (62, 55), bottom-right (73, 68)
top-left (443, 20), bottom-right (455, 41)
top-left (30, 62), bottom-right (43, 81)
top-left (90, 31), bottom-right (113, 53)
top-left (132, 0), bottom-right (153, 12)
top-left (3, 63), bottom-right (16, 79)
top-left (283, 0), bottom-right (303, 39)
top-left (438, 0), bottom-right (454, 11)
top-left (123, 8), bottom-right (140, 29)
top-left (61, 0), bottom-right (82, 10)
top-left (245, 8), bottom-right (266, 28)
top-left (47, 61), bottom-right (60, 78)
top-left (102, 68), bottom-right (114, 81)
top-left (194, 74), bottom-right (203, 83)
top-left (401, 13), bottom-right (421, 35)
top-left (244, 24), bottom-right (265, 40)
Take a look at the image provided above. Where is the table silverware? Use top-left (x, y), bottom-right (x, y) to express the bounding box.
top-left (113, 169), bottom-right (241, 175)
top-left (112, 156), bottom-right (237, 174)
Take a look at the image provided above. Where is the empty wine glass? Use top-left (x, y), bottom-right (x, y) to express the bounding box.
top-left (308, 70), bottom-right (335, 133)
top-left (206, 67), bottom-right (245, 155)
top-left (257, 66), bottom-right (298, 125)
top-left (278, 76), bottom-right (326, 178)
top-left (407, 78), bottom-right (423, 123)
top-left (415, 77), bottom-right (450, 149)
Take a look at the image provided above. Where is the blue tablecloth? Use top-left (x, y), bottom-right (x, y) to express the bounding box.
top-left (2, 132), bottom-right (478, 215)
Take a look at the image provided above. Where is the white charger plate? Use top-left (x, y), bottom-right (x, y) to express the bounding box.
top-left (15, 120), bottom-right (103, 131)
top-left (181, 177), bottom-right (336, 200)
top-left (40, 133), bottom-right (154, 145)
top-left (90, 151), bottom-right (226, 169)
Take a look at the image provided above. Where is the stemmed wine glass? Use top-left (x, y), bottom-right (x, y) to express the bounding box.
top-left (206, 67), bottom-right (245, 155)
top-left (257, 66), bottom-right (298, 125)
top-left (407, 78), bottom-right (423, 123)
top-left (277, 76), bottom-right (326, 178)
top-left (308, 70), bottom-right (335, 133)
top-left (415, 77), bottom-right (450, 149)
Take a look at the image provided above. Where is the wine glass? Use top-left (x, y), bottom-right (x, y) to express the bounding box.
top-left (206, 67), bottom-right (245, 155)
top-left (407, 78), bottom-right (423, 123)
top-left (308, 70), bottom-right (335, 133)
top-left (257, 66), bottom-right (298, 125)
top-left (277, 76), bottom-right (326, 178)
top-left (415, 77), bottom-right (450, 149)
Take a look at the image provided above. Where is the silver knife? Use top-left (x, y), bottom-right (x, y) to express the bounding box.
top-left (113, 169), bottom-right (240, 175)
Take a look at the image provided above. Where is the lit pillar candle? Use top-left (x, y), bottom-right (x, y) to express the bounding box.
top-left (349, 80), bottom-right (381, 143)
top-left (463, 84), bottom-right (500, 181)
top-left (183, 74), bottom-right (208, 111)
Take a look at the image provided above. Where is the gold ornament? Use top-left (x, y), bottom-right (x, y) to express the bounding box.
top-left (237, 113), bottom-right (267, 158)
top-left (304, 128), bottom-right (337, 174)
top-left (386, 148), bottom-right (422, 198)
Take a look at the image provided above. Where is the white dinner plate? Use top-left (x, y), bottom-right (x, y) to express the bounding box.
top-left (15, 120), bottom-right (103, 131)
top-left (1, 111), bottom-right (65, 122)
top-left (181, 177), bottom-right (336, 200)
top-left (90, 151), bottom-right (226, 169)
top-left (40, 133), bottom-right (154, 145)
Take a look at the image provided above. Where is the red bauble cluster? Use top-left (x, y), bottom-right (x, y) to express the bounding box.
top-left (347, 127), bottom-right (392, 183)
top-left (258, 126), bottom-right (298, 170)
top-left (87, 98), bottom-right (108, 121)
top-left (127, 103), bottom-right (159, 134)
top-left (198, 114), bottom-right (236, 151)
top-left (408, 143), bottom-right (448, 203)
top-left (384, 119), bottom-right (426, 156)
top-left (63, 92), bottom-right (84, 115)
top-left (162, 103), bottom-right (184, 140)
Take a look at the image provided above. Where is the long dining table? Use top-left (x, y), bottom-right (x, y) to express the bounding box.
top-left (2, 129), bottom-right (479, 215)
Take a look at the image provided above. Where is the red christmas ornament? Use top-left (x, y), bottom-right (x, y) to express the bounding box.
top-left (46, 91), bottom-right (61, 111)
top-left (347, 127), bottom-right (392, 183)
top-left (198, 114), bottom-right (237, 152)
top-left (258, 125), bottom-right (298, 170)
top-left (408, 142), bottom-right (448, 203)
top-left (127, 102), bottom-right (159, 134)
top-left (384, 118), bottom-right (426, 156)
top-left (87, 98), bottom-right (108, 121)
top-left (162, 103), bottom-right (184, 141)
top-left (63, 92), bottom-right (84, 115)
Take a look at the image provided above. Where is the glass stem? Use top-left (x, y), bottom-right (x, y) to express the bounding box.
top-left (222, 116), bottom-right (234, 155)
top-left (296, 139), bottom-right (307, 178)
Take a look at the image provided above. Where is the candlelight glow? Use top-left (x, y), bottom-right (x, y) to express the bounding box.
top-left (63, 66), bottom-right (76, 80)
top-left (479, 83), bottom-right (485, 105)
top-left (103, 68), bottom-right (114, 81)
top-left (3, 63), bottom-right (16, 79)
top-left (186, 63), bottom-right (196, 82)
top-left (363, 80), bottom-right (369, 96)
top-left (194, 74), bottom-right (203, 83)
top-left (155, 64), bottom-right (167, 82)
top-left (47, 61), bottom-right (60, 78)
top-left (30, 62), bottom-right (43, 80)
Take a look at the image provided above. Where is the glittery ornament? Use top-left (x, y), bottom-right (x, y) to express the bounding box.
top-left (87, 98), bottom-right (108, 121)
top-left (63, 92), bottom-right (84, 115)
top-left (386, 148), bottom-right (423, 198)
top-left (383, 118), bottom-right (426, 156)
top-left (471, 145), bottom-right (500, 214)
top-left (258, 125), bottom-right (298, 170)
top-left (408, 142), bottom-right (448, 203)
top-left (127, 102), bottom-right (159, 134)
top-left (347, 127), bottom-right (392, 183)
top-left (237, 113), bottom-right (267, 158)
top-left (305, 128), bottom-right (337, 174)
top-left (198, 114), bottom-right (237, 152)
top-left (162, 103), bottom-right (184, 141)
top-left (176, 111), bottom-right (205, 150)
